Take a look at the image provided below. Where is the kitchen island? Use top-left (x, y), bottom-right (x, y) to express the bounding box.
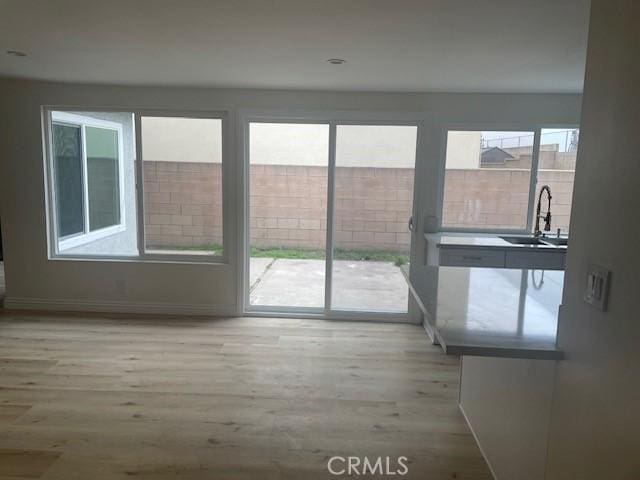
top-left (405, 265), bottom-right (564, 479)
top-left (416, 266), bottom-right (563, 360)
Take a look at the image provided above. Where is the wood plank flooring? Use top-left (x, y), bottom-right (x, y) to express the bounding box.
top-left (0, 312), bottom-right (492, 479)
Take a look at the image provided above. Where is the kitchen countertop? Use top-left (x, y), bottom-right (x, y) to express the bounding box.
top-left (425, 232), bottom-right (567, 251)
top-left (424, 266), bottom-right (564, 360)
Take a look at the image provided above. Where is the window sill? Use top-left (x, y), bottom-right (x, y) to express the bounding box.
top-left (58, 224), bottom-right (126, 252)
top-left (48, 254), bottom-right (229, 266)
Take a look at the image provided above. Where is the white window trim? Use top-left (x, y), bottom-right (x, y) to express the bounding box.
top-left (50, 111), bottom-right (126, 253)
top-left (44, 108), bottom-right (230, 264)
top-left (237, 108), bottom-right (429, 321)
top-left (134, 110), bottom-right (229, 264)
top-left (436, 124), bottom-right (579, 235)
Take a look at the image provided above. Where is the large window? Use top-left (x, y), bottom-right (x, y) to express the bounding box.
top-left (442, 130), bottom-right (535, 230)
top-left (140, 116), bottom-right (224, 257)
top-left (46, 110), bottom-right (225, 261)
top-left (49, 112), bottom-right (134, 255)
top-left (441, 128), bottom-right (578, 233)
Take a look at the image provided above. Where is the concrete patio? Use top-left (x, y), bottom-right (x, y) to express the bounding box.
top-left (249, 258), bottom-right (409, 312)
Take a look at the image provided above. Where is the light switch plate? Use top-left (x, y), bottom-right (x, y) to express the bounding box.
top-left (583, 264), bottom-right (611, 311)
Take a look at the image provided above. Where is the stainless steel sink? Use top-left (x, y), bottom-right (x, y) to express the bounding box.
top-left (500, 235), bottom-right (546, 245)
top-left (500, 235), bottom-right (569, 246)
top-left (540, 237), bottom-right (569, 246)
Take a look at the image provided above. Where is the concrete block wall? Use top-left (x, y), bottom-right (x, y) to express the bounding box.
top-left (143, 161), bottom-right (223, 248)
top-left (536, 170), bottom-right (575, 231)
top-left (143, 162), bottom-right (575, 251)
top-left (442, 169), bottom-right (532, 229)
top-left (249, 164), bottom-right (329, 249)
top-left (249, 165), bottom-right (415, 252)
top-left (333, 167), bottom-right (413, 251)
top-left (443, 169), bottom-right (575, 231)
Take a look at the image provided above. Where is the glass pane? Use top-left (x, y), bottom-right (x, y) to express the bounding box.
top-left (86, 126), bottom-right (120, 231)
top-left (141, 117), bottom-right (223, 256)
top-left (442, 130), bottom-right (535, 230)
top-left (248, 122), bottom-right (329, 309)
top-left (535, 128), bottom-right (579, 233)
top-left (52, 123), bottom-right (84, 237)
top-left (332, 125), bottom-right (417, 313)
top-left (51, 111), bottom-right (137, 257)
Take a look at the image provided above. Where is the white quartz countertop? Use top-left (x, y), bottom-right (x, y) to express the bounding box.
top-left (425, 232), bottom-right (567, 250)
top-left (423, 266), bottom-right (564, 360)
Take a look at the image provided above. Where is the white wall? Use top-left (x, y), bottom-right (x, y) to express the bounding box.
top-left (545, 1), bottom-right (640, 477)
top-left (454, 3), bottom-right (640, 478)
top-left (0, 79), bottom-right (580, 314)
top-left (460, 357), bottom-right (556, 480)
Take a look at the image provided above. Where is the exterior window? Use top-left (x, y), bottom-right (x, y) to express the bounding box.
top-left (535, 128), bottom-right (579, 232)
top-left (140, 116), bottom-right (224, 257)
top-left (86, 127), bottom-right (121, 230)
top-left (440, 128), bottom-right (578, 233)
top-left (52, 123), bottom-right (85, 237)
top-left (442, 131), bottom-right (535, 230)
top-left (48, 111), bottom-right (136, 256)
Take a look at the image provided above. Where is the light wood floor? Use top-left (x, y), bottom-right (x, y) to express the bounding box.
top-left (0, 312), bottom-right (492, 479)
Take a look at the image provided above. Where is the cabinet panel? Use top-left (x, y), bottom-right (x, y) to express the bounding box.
top-left (440, 248), bottom-right (506, 268)
top-left (505, 251), bottom-right (565, 270)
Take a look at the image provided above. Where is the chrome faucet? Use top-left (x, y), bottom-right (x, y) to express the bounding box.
top-left (534, 185), bottom-right (552, 237)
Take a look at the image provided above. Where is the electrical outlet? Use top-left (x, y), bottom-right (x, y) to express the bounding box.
top-left (583, 264), bottom-right (611, 311)
top-left (115, 279), bottom-right (127, 295)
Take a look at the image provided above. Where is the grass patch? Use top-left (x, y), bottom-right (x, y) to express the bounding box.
top-left (252, 246), bottom-right (408, 265)
top-left (251, 247), bottom-right (324, 260)
top-left (159, 244), bottom-right (408, 266)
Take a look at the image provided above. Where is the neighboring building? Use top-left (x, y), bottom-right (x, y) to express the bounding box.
top-left (480, 147), bottom-right (515, 166)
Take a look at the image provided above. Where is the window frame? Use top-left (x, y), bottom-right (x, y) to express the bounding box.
top-left (437, 123), bottom-right (568, 234)
top-left (135, 110), bottom-right (229, 263)
top-left (48, 111), bottom-right (126, 252)
top-left (43, 107), bottom-right (230, 264)
top-left (239, 109), bottom-right (428, 322)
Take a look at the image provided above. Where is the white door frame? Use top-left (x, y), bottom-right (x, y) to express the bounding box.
top-left (237, 109), bottom-right (429, 323)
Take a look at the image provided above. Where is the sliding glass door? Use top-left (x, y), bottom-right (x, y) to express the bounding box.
top-left (331, 125), bottom-right (417, 313)
top-left (248, 122), bottom-right (329, 309)
top-left (246, 117), bottom-right (419, 318)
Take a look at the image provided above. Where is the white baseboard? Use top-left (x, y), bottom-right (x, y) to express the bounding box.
top-left (3, 297), bottom-right (238, 317)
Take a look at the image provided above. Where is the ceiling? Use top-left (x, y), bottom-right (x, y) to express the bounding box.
top-left (0, 0), bottom-right (590, 93)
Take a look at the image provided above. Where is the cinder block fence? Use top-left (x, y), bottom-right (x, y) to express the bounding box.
top-left (143, 161), bottom-right (574, 251)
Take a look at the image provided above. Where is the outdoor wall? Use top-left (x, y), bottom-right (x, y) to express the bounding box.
top-left (442, 169), bottom-right (575, 230)
top-left (141, 117), bottom-right (222, 163)
top-left (249, 123), bottom-right (417, 168)
top-left (143, 161), bottom-right (223, 249)
top-left (144, 162), bottom-right (574, 250)
top-left (445, 131), bottom-right (482, 169)
top-left (143, 162), bottom-right (413, 251)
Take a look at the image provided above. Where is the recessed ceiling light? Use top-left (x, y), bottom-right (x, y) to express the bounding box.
top-left (6, 50), bottom-right (27, 57)
top-left (327, 58), bottom-right (346, 65)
